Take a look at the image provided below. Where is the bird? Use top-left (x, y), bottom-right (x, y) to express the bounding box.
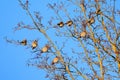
top-left (65, 20), bottom-right (73, 26)
top-left (20, 39), bottom-right (27, 46)
top-left (79, 31), bottom-right (87, 38)
top-left (41, 45), bottom-right (50, 53)
top-left (52, 56), bottom-right (59, 65)
top-left (31, 40), bottom-right (38, 49)
top-left (87, 17), bottom-right (95, 25)
top-left (96, 9), bottom-right (102, 15)
top-left (57, 22), bottom-right (64, 28)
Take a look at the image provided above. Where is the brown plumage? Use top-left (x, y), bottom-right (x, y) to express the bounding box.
top-left (87, 17), bottom-right (95, 25)
top-left (79, 31), bottom-right (87, 38)
top-left (65, 20), bottom-right (73, 26)
top-left (31, 40), bottom-right (38, 49)
top-left (20, 39), bottom-right (27, 46)
top-left (52, 57), bottom-right (59, 65)
top-left (96, 9), bottom-right (102, 15)
top-left (57, 22), bottom-right (64, 27)
top-left (41, 45), bottom-right (50, 53)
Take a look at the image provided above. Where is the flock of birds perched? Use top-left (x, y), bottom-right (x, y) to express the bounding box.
top-left (19, 39), bottom-right (59, 65)
top-left (19, 16), bottom-right (95, 65)
top-left (18, 9), bottom-right (100, 65)
top-left (57, 15), bottom-right (95, 38)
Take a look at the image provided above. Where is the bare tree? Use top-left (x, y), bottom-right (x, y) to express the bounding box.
top-left (6, 0), bottom-right (120, 80)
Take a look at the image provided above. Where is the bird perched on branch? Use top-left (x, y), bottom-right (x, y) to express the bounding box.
top-left (87, 17), bottom-right (95, 25)
top-left (57, 22), bottom-right (64, 28)
top-left (41, 45), bottom-right (50, 53)
top-left (20, 39), bottom-right (27, 46)
top-left (96, 9), bottom-right (102, 15)
top-left (52, 56), bottom-right (59, 65)
top-left (31, 40), bottom-right (38, 49)
top-left (65, 20), bottom-right (73, 26)
top-left (79, 31), bottom-right (87, 38)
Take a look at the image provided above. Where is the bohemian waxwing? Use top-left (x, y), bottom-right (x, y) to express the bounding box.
top-left (41, 45), bottom-right (50, 53)
top-left (96, 9), bottom-right (102, 15)
top-left (31, 40), bottom-right (38, 49)
top-left (79, 31), bottom-right (87, 38)
top-left (20, 39), bottom-right (27, 46)
top-left (57, 22), bottom-right (64, 28)
top-left (88, 17), bottom-right (95, 25)
top-left (65, 20), bottom-right (73, 26)
top-left (52, 56), bottom-right (59, 65)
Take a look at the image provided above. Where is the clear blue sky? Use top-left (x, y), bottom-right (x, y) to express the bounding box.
top-left (0, 0), bottom-right (51, 80)
top-left (0, 0), bottom-right (120, 80)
